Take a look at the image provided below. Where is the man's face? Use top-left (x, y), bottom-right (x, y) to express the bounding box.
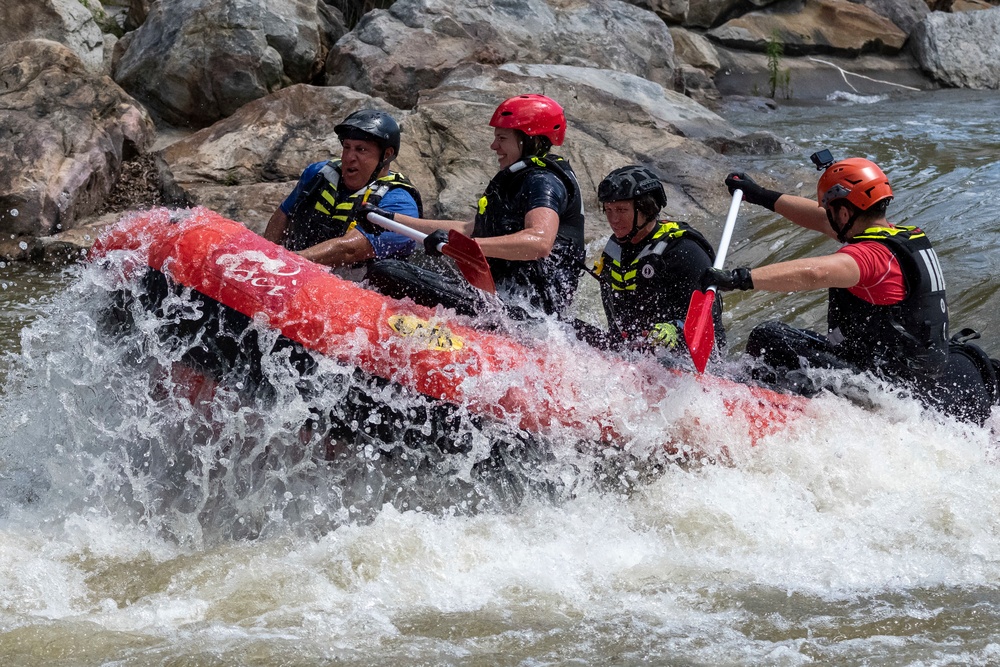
top-left (340, 138), bottom-right (386, 191)
top-left (490, 127), bottom-right (523, 170)
top-left (604, 200), bottom-right (637, 240)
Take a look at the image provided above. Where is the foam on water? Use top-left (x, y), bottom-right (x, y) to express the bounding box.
top-left (826, 91), bottom-right (888, 105)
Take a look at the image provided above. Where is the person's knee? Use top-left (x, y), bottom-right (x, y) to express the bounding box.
top-left (746, 321), bottom-right (788, 360)
top-left (925, 349), bottom-right (996, 425)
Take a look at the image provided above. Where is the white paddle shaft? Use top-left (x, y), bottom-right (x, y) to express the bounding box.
top-left (712, 189), bottom-right (744, 271)
top-left (367, 212), bottom-right (446, 253)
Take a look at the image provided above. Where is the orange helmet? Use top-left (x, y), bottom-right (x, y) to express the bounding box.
top-left (489, 94), bottom-right (566, 146)
top-left (817, 158), bottom-right (893, 211)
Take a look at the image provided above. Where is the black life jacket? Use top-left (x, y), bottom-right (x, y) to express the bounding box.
top-left (284, 160), bottom-right (423, 252)
top-left (827, 225), bottom-right (949, 379)
top-left (595, 221), bottom-right (722, 342)
top-left (471, 154), bottom-right (586, 316)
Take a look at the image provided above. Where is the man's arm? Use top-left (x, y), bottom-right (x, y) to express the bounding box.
top-left (726, 172), bottom-right (834, 237)
top-left (388, 212), bottom-right (475, 237)
top-left (263, 163), bottom-right (323, 244)
top-left (297, 228), bottom-right (375, 266)
top-left (751, 252), bottom-right (861, 292)
top-left (773, 194), bottom-right (838, 238)
top-left (263, 208), bottom-right (289, 244)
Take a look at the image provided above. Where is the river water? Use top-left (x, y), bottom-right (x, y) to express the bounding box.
top-left (1, 88), bottom-right (1000, 666)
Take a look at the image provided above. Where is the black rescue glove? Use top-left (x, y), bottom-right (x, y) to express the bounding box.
top-left (357, 202), bottom-right (394, 223)
top-left (701, 267), bottom-right (754, 292)
top-left (423, 229), bottom-right (450, 257)
top-left (725, 172), bottom-right (782, 212)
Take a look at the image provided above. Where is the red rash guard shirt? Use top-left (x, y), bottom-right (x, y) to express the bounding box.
top-left (836, 241), bottom-right (906, 305)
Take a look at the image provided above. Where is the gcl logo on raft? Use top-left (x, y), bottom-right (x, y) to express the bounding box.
top-left (215, 251), bottom-right (301, 296)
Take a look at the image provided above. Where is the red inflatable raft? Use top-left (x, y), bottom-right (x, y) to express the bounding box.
top-left (90, 207), bottom-right (807, 454)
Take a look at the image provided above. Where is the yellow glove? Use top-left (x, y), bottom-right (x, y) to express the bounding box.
top-left (647, 321), bottom-right (681, 349)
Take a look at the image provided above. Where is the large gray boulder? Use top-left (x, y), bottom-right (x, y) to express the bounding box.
top-left (0, 40), bottom-right (156, 238)
top-left (847, 0), bottom-right (929, 34)
top-left (911, 8), bottom-right (1000, 88)
top-left (112, 0), bottom-right (347, 128)
top-left (326, 0), bottom-right (676, 109)
top-left (0, 0), bottom-right (106, 72)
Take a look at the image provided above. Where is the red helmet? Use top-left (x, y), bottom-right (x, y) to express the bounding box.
top-left (489, 94), bottom-right (566, 146)
top-left (817, 158), bottom-right (893, 211)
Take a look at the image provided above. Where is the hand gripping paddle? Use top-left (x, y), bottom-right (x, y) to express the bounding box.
top-left (367, 212), bottom-right (496, 294)
top-left (684, 189), bottom-right (743, 373)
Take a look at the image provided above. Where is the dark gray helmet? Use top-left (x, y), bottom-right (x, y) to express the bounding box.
top-left (597, 165), bottom-right (667, 209)
top-left (334, 110), bottom-right (401, 159)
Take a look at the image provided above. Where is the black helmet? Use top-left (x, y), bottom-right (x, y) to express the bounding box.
top-left (597, 165), bottom-right (667, 209)
top-left (334, 110), bottom-right (401, 159)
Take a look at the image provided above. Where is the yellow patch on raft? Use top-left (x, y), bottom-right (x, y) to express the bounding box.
top-left (387, 314), bottom-right (465, 351)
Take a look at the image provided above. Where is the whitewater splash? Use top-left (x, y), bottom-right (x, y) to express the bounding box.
top-left (1, 221), bottom-right (996, 541)
top-left (2, 226), bottom-right (1000, 664)
top-left (2, 231), bottom-right (743, 546)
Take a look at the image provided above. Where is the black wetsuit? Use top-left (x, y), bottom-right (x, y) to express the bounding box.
top-left (596, 220), bottom-right (725, 350)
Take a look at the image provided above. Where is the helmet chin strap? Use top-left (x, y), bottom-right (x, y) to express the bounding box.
top-left (365, 149), bottom-right (392, 191)
top-left (827, 204), bottom-right (861, 243)
top-left (616, 208), bottom-right (645, 243)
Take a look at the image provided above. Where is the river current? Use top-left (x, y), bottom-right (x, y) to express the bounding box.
top-left (1, 88), bottom-right (999, 666)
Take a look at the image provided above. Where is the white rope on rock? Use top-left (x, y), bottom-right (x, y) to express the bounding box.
top-left (807, 57), bottom-right (922, 92)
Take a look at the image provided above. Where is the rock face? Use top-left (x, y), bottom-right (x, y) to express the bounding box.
top-left (911, 8), bottom-right (1000, 88)
top-left (325, 0), bottom-right (676, 109)
top-left (6, 0), bottom-right (993, 256)
top-left (714, 48), bottom-right (931, 97)
top-left (708, 0), bottom-right (908, 56)
top-left (847, 0), bottom-right (929, 34)
top-left (112, 0), bottom-right (347, 127)
top-left (0, 40), bottom-right (155, 237)
top-left (0, 0), bottom-right (106, 72)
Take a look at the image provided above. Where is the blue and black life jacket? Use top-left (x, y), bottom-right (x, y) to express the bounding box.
top-left (284, 160), bottom-right (422, 252)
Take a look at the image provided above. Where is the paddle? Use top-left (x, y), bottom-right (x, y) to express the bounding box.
top-left (367, 212), bottom-right (496, 294)
top-left (684, 189), bottom-right (744, 373)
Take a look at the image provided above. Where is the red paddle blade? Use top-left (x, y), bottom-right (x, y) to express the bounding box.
top-left (684, 288), bottom-right (717, 373)
top-left (441, 229), bottom-right (496, 294)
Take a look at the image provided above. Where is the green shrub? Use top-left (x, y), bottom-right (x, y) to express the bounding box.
top-left (766, 32), bottom-right (792, 99)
